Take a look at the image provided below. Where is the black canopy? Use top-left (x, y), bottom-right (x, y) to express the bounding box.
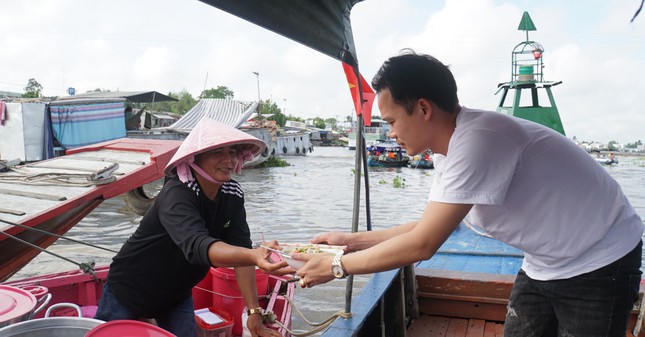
top-left (199, 0), bottom-right (363, 67)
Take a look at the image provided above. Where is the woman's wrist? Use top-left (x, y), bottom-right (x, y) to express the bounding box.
top-left (247, 307), bottom-right (263, 315)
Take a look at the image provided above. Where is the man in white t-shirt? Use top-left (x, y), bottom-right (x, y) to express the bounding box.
top-left (294, 50), bottom-right (643, 336)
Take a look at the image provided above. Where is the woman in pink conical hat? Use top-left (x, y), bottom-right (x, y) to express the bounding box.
top-left (96, 118), bottom-right (290, 337)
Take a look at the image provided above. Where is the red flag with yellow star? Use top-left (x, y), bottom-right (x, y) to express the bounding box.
top-left (342, 62), bottom-right (375, 126)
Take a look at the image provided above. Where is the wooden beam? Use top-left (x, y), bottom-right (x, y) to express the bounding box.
top-left (404, 265), bottom-right (419, 321)
top-left (418, 297), bottom-right (507, 322)
top-left (0, 188), bottom-right (66, 201)
top-left (0, 208), bottom-right (25, 216)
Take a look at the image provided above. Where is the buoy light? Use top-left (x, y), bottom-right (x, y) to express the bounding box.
top-left (532, 48), bottom-right (542, 60)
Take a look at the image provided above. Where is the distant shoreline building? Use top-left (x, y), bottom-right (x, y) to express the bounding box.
top-left (0, 90), bottom-right (23, 99)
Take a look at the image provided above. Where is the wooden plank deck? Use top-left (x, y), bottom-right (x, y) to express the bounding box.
top-left (408, 315), bottom-right (504, 337)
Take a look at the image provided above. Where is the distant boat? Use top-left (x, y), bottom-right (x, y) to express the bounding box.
top-left (408, 150), bottom-right (434, 169)
top-left (595, 157), bottom-right (619, 165)
top-left (164, 98), bottom-right (313, 164)
top-left (0, 138), bottom-right (180, 282)
top-left (274, 120), bottom-right (314, 156)
top-left (347, 119), bottom-right (390, 150)
top-left (367, 140), bottom-right (410, 168)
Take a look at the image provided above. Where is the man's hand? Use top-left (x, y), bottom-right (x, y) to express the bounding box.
top-left (292, 253), bottom-right (335, 288)
top-left (310, 232), bottom-right (352, 252)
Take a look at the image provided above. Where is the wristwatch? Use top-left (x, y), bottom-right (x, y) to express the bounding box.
top-left (331, 254), bottom-right (347, 279)
top-left (247, 307), bottom-right (263, 316)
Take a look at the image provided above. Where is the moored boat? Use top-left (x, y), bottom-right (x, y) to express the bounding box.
top-left (408, 150), bottom-right (434, 169)
top-left (347, 119), bottom-right (389, 150)
top-left (2, 264), bottom-right (294, 336)
top-left (594, 152), bottom-right (619, 165)
top-left (596, 157), bottom-right (619, 165)
top-left (273, 124), bottom-right (314, 157)
top-left (320, 224), bottom-right (645, 336)
top-left (367, 140), bottom-right (410, 168)
top-left (0, 138), bottom-right (181, 282)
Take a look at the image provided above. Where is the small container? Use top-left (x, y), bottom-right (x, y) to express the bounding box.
top-left (518, 65), bottom-right (535, 81)
top-left (195, 307), bottom-right (234, 337)
top-left (211, 267), bottom-right (268, 335)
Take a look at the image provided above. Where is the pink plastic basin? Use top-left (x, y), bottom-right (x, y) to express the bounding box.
top-left (0, 285), bottom-right (37, 328)
top-left (86, 320), bottom-right (176, 337)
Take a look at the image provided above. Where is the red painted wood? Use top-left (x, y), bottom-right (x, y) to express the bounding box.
top-left (446, 317), bottom-right (468, 337)
top-left (467, 319), bottom-right (485, 337)
top-left (0, 199), bottom-right (103, 281)
top-left (408, 316), bottom-right (506, 337)
top-left (409, 315), bottom-right (449, 337)
top-left (483, 321), bottom-right (498, 337)
top-left (415, 268), bottom-right (643, 336)
top-left (495, 322), bottom-right (504, 336)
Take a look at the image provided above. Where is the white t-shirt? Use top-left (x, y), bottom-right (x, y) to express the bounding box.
top-left (429, 107), bottom-right (643, 280)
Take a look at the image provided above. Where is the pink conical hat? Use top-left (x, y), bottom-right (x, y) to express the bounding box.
top-left (164, 117), bottom-right (266, 178)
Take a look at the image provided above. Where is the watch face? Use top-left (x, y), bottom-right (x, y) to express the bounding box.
top-left (332, 254), bottom-right (345, 278)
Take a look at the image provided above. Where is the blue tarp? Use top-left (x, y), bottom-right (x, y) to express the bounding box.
top-left (49, 100), bottom-right (126, 149)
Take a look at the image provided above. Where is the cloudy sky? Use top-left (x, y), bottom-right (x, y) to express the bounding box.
top-left (2, 0), bottom-right (643, 143)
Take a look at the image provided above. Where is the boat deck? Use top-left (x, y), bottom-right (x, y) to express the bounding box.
top-left (0, 138), bottom-right (181, 281)
top-left (321, 225), bottom-right (645, 336)
top-left (408, 315), bottom-right (504, 337)
top-left (0, 138), bottom-right (180, 227)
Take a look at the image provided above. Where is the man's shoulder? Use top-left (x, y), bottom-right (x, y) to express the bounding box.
top-left (459, 106), bottom-right (506, 122)
top-left (458, 106), bottom-right (526, 136)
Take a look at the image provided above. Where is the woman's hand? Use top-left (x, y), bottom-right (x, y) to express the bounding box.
top-left (255, 240), bottom-right (295, 275)
top-left (246, 313), bottom-right (283, 337)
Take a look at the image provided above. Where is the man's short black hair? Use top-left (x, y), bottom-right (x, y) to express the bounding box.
top-left (371, 49), bottom-right (459, 114)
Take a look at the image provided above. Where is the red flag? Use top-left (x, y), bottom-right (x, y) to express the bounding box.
top-left (342, 62), bottom-right (375, 126)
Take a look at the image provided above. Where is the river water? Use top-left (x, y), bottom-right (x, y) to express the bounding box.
top-left (9, 147), bottom-right (645, 334)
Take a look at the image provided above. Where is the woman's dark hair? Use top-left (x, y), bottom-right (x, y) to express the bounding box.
top-left (371, 49), bottom-right (459, 114)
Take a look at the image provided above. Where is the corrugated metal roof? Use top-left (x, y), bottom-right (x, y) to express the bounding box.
top-left (167, 99), bottom-right (257, 133)
top-left (55, 91), bottom-right (177, 103)
top-left (49, 97), bottom-right (128, 106)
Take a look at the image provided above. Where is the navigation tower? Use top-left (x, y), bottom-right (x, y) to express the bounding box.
top-left (495, 12), bottom-right (565, 135)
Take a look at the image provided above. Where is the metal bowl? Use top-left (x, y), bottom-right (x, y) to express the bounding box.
top-left (0, 317), bottom-right (105, 337)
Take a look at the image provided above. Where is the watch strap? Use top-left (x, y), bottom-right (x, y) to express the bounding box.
top-left (247, 307), bottom-right (263, 315)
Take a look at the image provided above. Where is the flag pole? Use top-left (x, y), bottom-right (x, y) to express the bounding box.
top-left (353, 64), bottom-right (372, 232)
top-left (344, 64), bottom-right (373, 314)
top-left (345, 110), bottom-right (363, 314)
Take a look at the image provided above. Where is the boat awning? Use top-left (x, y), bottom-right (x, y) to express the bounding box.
top-left (167, 99), bottom-right (258, 133)
top-left (55, 91), bottom-right (178, 103)
top-left (147, 112), bottom-right (177, 120)
top-left (199, 0), bottom-right (362, 66)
